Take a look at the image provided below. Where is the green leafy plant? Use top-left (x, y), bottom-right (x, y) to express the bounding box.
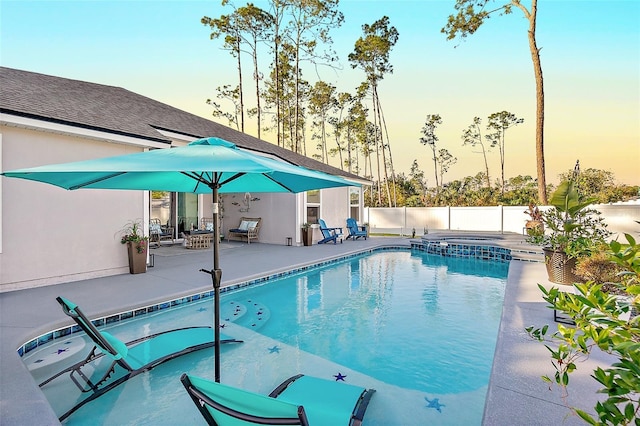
top-left (525, 203), bottom-right (544, 221)
top-left (526, 234), bottom-right (640, 425)
top-left (575, 250), bottom-right (626, 286)
top-left (301, 222), bottom-right (311, 230)
top-left (528, 180), bottom-right (610, 259)
top-left (119, 220), bottom-right (149, 254)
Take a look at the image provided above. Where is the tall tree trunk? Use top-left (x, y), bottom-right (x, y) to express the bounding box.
top-left (376, 94), bottom-right (397, 207)
top-left (252, 41), bottom-right (261, 140)
top-left (236, 37), bottom-right (245, 133)
top-left (483, 149), bottom-right (491, 189)
top-left (346, 124), bottom-right (352, 173)
top-left (371, 84), bottom-right (382, 206)
top-left (293, 32), bottom-right (301, 153)
top-left (500, 130), bottom-right (506, 195)
top-left (431, 144), bottom-right (439, 196)
top-left (273, 12), bottom-right (282, 147)
top-left (373, 85), bottom-right (391, 207)
top-left (515, 0), bottom-right (547, 204)
top-left (478, 124), bottom-right (491, 189)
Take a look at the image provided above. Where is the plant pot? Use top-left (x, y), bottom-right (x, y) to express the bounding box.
top-left (301, 228), bottom-right (313, 246)
top-left (525, 220), bottom-right (544, 235)
top-left (543, 248), bottom-right (579, 285)
top-left (127, 241), bottom-right (147, 274)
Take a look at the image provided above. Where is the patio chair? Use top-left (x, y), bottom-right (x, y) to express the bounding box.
top-left (345, 218), bottom-right (367, 241)
top-left (228, 217), bottom-right (261, 244)
top-left (318, 219), bottom-right (343, 244)
top-left (150, 218), bottom-right (174, 246)
top-left (181, 373), bottom-right (375, 426)
top-left (201, 217), bottom-right (215, 232)
top-left (41, 297), bottom-right (242, 421)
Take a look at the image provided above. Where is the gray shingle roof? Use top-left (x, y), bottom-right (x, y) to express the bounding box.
top-left (0, 66), bottom-right (362, 180)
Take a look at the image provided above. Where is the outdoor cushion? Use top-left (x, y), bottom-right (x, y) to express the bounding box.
top-left (239, 220), bottom-right (250, 231)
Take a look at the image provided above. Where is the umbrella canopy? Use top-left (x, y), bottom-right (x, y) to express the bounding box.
top-left (2, 137), bottom-right (357, 382)
top-left (2, 137), bottom-right (352, 193)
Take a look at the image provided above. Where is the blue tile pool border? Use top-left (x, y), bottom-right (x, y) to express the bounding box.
top-left (411, 240), bottom-right (513, 262)
top-left (17, 243), bottom-right (511, 357)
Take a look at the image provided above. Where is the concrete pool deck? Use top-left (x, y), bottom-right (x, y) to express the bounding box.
top-left (0, 233), bottom-right (612, 425)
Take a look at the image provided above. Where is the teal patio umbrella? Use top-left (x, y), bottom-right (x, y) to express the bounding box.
top-left (2, 136), bottom-right (357, 382)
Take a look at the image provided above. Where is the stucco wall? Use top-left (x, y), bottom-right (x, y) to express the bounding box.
top-left (0, 126), bottom-right (147, 291)
top-left (218, 192), bottom-right (299, 245)
top-left (212, 186), bottom-right (352, 246)
top-left (1, 125), bottom-right (361, 290)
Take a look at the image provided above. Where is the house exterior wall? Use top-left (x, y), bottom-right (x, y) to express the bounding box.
top-left (214, 188), bottom-right (354, 246)
top-left (0, 126), bottom-right (148, 292)
top-left (316, 187), bottom-right (351, 241)
top-left (1, 125), bottom-right (361, 290)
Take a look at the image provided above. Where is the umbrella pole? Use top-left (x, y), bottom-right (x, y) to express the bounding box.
top-left (201, 184), bottom-right (222, 382)
top-left (212, 185), bottom-right (222, 382)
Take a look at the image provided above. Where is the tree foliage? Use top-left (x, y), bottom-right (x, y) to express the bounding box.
top-left (419, 114), bottom-right (443, 195)
top-left (200, 1), bottom-right (639, 210)
top-left (349, 16), bottom-right (399, 207)
top-left (486, 110), bottom-right (524, 195)
top-left (462, 116), bottom-right (491, 188)
top-left (442, 0), bottom-right (548, 205)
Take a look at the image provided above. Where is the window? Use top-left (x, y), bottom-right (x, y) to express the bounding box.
top-left (307, 189), bottom-right (320, 203)
top-left (349, 188), bottom-right (360, 221)
top-left (306, 190), bottom-right (320, 224)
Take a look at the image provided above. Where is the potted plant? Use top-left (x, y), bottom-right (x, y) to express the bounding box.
top-left (529, 179), bottom-right (610, 284)
top-left (119, 220), bottom-right (149, 274)
top-left (301, 222), bottom-right (313, 246)
top-left (524, 203), bottom-right (544, 236)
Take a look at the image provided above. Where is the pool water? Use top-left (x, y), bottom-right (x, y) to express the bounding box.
top-left (25, 250), bottom-right (508, 425)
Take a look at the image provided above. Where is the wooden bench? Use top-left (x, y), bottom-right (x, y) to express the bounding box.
top-left (227, 217), bottom-right (261, 244)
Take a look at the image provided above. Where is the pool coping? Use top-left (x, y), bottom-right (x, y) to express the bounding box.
top-left (0, 234), bottom-right (613, 425)
top-left (15, 246), bottom-right (414, 358)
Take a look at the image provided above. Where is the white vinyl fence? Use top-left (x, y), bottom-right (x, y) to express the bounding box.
top-left (364, 202), bottom-right (640, 240)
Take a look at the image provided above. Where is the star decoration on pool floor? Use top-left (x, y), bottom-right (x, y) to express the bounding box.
top-left (424, 397), bottom-right (445, 413)
top-left (57, 348), bottom-right (69, 355)
top-left (268, 345), bottom-right (280, 354)
top-left (197, 307), bottom-right (207, 312)
top-left (333, 373), bottom-right (346, 381)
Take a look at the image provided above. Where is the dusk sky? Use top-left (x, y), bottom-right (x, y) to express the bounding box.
top-left (2, 0), bottom-right (638, 186)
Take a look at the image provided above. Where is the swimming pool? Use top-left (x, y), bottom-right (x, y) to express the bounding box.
top-left (25, 249), bottom-right (508, 425)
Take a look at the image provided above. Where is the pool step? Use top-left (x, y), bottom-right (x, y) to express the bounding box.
top-left (221, 300), bottom-right (270, 330)
top-left (417, 235), bottom-right (545, 263)
top-left (509, 247), bottom-right (545, 263)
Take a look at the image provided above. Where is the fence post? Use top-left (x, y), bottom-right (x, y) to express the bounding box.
top-left (403, 206), bottom-right (407, 236)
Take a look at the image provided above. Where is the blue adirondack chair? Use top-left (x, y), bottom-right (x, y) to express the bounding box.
top-left (345, 218), bottom-right (367, 240)
top-left (318, 219), bottom-right (343, 244)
